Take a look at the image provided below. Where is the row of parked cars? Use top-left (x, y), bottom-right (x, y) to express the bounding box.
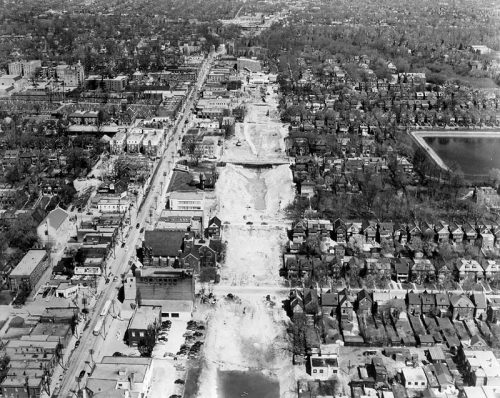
top-left (158, 319), bottom-right (172, 342)
top-left (176, 320), bottom-right (205, 358)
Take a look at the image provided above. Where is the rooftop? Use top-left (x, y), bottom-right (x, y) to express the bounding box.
top-left (128, 305), bottom-right (160, 330)
top-left (402, 366), bottom-right (427, 382)
top-left (10, 250), bottom-right (46, 277)
top-left (43, 206), bottom-right (69, 230)
top-left (169, 190), bottom-right (205, 200)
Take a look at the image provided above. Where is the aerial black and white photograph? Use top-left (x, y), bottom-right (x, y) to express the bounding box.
top-left (0, 0), bottom-right (500, 397)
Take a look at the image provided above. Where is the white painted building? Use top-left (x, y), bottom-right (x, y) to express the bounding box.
top-left (169, 191), bottom-right (205, 211)
top-left (97, 195), bottom-right (130, 213)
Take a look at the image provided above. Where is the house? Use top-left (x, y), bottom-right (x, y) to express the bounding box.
top-left (309, 353), bottom-right (339, 380)
top-left (321, 291), bottom-right (338, 317)
top-left (307, 219), bottom-right (333, 238)
top-left (487, 297), bottom-right (500, 324)
top-left (303, 289), bottom-right (320, 315)
top-left (463, 223), bottom-right (478, 245)
top-left (482, 259), bottom-right (500, 282)
top-left (362, 220), bottom-right (377, 243)
top-left (411, 259), bottom-right (435, 284)
top-left (416, 224), bottom-right (433, 244)
top-left (456, 259), bottom-right (484, 282)
top-left (300, 180), bottom-right (316, 198)
top-left (420, 292), bottom-right (435, 315)
top-left (472, 292), bottom-right (487, 320)
top-left (110, 131), bottom-right (127, 154)
top-left (127, 305), bottom-right (161, 346)
top-left (206, 216), bottom-right (222, 239)
top-left (85, 356), bottom-right (153, 398)
top-left (434, 221), bottom-right (449, 243)
top-left (377, 222), bottom-right (394, 243)
top-left (402, 367), bottom-right (428, 389)
top-left (332, 218), bottom-right (347, 245)
top-left (477, 227), bottom-right (495, 250)
top-left (450, 294), bottom-right (475, 320)
top-left (181, 237), bottom-right (221, 271)
top-left (290, 289), bottom-right (305, 318)
top-left (393, 223), bottom-right (408, 244)
top-left (407, 292), bottom-right (421, 315)
top-left (407, 222), bottom-right (422, 242)
top-left (435, 293), bottom-right (450, 317)
top-left (346, 220), bottom-right (362, 236)
top-left (357, 289), bottom-right (372, 314)
top-left (8, 250), bottom-right (48, 292)
top-left (394, 258), bottom-right (411, 283)
top-left (338, 291), bottom-right (353, 320)
top-left (449, 222), bottom-right (463, 243)
top-left (36, 206), bottom-right (72, 250)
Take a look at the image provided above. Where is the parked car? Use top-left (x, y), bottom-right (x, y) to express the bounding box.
top-left (75, 340), bottom-right (80, 348)
top-left (140, 227), bottom-right (144, 233)
top-left (136, 223), bottom-right (140, 229)
top-left (78, 370), bottom-right (86, 379)
top-left (174, 379), bottom-right (185, 385)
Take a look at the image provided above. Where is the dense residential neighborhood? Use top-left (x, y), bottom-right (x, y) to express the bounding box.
top-left (0, 0), bottom-right (500, 398)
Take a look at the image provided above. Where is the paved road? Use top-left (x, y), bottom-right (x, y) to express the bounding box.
top-left (57, 54), bottom-right (215, 398)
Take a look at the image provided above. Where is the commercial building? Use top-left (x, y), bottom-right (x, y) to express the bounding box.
top-left (460, 349), bottom-right (500, 386)
top-left (85, 75), bottom-right (129, 92)
top-left (309, 353), bottom-right (339, 380)
top-left (156, 209), bottom-right (203, 235)
top-left (401, 367), bottom-right (428, 389)
top-left (127, 306), bottom-right (161, 346)
top-left (85, 356), bottom-right (153, 398)
top-left (55, 62), bottom-right (85, 87)
top-left (8, 250), bottom-right (47, 292)
top-left (96, 195), bottom-right (130, 213)
top-left (126, 268), bottom-right (194, 320)
top-left (8, 60), bottom-right (41, 78)
top-left (168, 191), bottom-right (205, 211)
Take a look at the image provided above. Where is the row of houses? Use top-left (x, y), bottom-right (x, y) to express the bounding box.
top-left (291, 288), bottom-right (498, 323)
top-left (110, 127), bottom-right (166, 156)
top-left (0, 307), bottom-right (78, 398)
top-left (292, 217), bottom-right (500, 248)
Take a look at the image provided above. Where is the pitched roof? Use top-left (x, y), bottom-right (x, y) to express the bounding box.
top-left (208, 216), bottom-right (222, 228)
top-left (144, 230), bottom-right (185, 257)
top-left (43, 206), bottom-right (69, 230)
top-left (472, 292), bottom-right (487, 309)
top-left (450, 294), bottom-right (474, 308)
top-left (208, 239), bottom-right (223, 253)
top-left (357, 289), bottom-right (372, 303)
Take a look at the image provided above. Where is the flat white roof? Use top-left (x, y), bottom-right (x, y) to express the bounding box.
top-left (10, 250), bottom-right (46, 277)
top-left (169, 191), bottom-right (205, 200)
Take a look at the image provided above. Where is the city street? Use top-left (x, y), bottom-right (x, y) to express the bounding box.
top-left (57, 54), bottom-right (215, 398)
